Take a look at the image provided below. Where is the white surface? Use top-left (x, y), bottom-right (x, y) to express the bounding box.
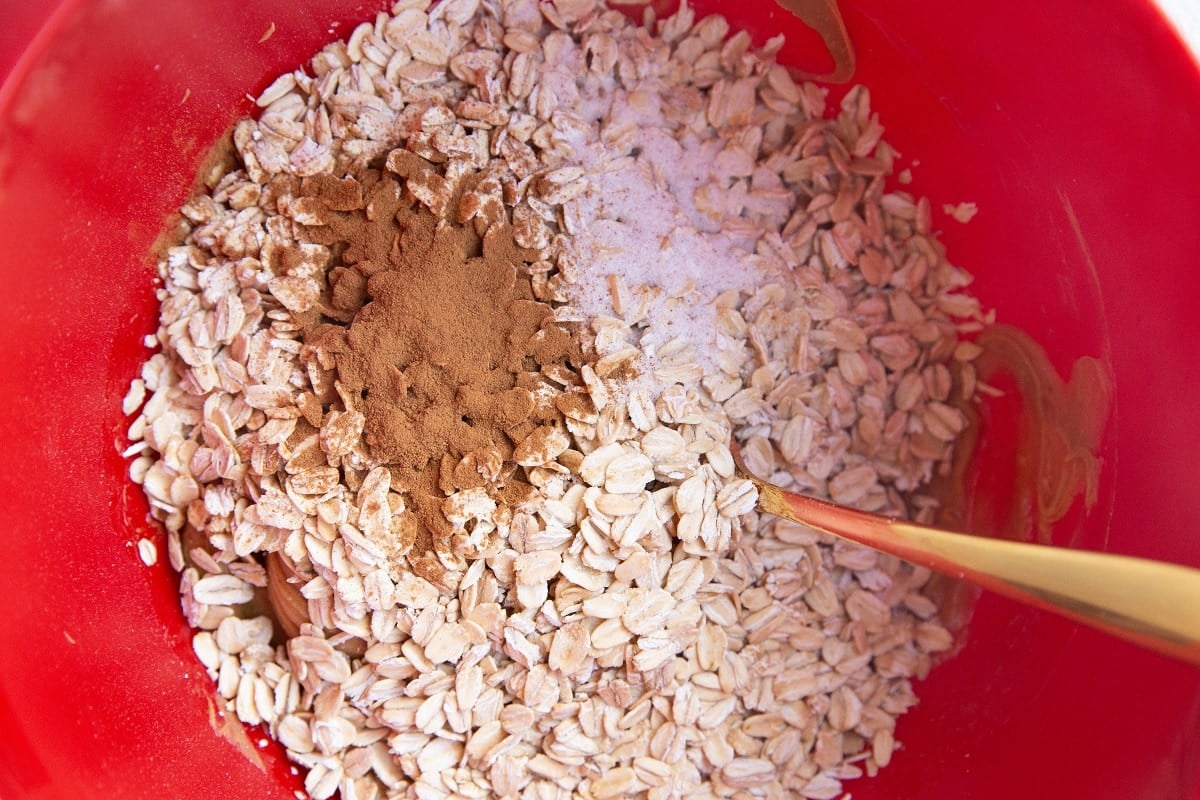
top-left (1155, 0), bottom-right (1200, 64)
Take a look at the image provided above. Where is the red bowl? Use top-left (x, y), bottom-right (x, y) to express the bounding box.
top-left (2, 1), bottom-right (1199, 798)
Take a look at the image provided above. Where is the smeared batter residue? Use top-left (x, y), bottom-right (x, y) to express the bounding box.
top-left (207, 695), bottom-right (266, 771)
top-left (771, 0), bottom-right (856, 82)
top-left (974, 324), bottom-right (1112, 542)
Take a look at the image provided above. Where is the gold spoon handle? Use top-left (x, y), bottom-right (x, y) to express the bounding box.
top-left (755, 481), bottom-right (1200, 665)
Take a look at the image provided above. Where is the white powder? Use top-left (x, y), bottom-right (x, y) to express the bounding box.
top-left (561, 78), bottom-right (795, 393)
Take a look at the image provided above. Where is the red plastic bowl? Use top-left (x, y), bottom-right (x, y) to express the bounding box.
top-left (2, 1), bottom-right (1199, 798)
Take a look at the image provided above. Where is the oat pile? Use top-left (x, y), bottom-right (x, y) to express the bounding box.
top-left (124, 1), bottom-right (988, 798)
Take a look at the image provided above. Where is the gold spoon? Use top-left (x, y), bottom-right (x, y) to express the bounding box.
top-left (736, 452), bottom-right (1200, 666)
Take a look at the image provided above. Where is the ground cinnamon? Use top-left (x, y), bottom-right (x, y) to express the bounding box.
top-left (293, 156), bottom-right (582, 583)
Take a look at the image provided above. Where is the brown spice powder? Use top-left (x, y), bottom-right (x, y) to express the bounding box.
top-left (295, 159), bottom-right (582, 577)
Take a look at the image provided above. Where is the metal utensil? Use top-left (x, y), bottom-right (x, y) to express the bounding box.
top-left (738, 455), bottom-right (1200, 666)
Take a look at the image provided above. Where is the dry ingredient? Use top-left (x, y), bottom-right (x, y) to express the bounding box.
top-left (288, 166), bottom-right (584, 587)
top-left (124, 1), bottom-right (990, 799)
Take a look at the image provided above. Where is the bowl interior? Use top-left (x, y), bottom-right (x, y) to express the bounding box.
top-left (1, 0), bottom-right (1199, 798)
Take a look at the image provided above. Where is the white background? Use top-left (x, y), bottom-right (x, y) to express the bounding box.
top-left (1156, 0), bottom-right (1200, 62)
